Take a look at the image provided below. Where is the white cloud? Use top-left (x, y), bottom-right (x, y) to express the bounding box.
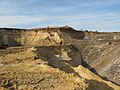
top-left (72, 0), bottom-right (120, 7)
top-left (0, 16), bottom-right (49, 27)
top-left (0, 11), bottom-right (120, 30)
top-left (0, 0), bottom-right (18, 15)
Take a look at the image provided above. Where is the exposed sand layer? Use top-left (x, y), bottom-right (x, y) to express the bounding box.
top-left (0, 46), bottom-right (119, 90)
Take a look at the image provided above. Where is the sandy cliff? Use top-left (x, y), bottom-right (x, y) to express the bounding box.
top-left (0, 26), bottom-right (120, 89)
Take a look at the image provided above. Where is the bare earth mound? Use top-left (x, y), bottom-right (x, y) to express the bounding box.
top-left (0, 45), bottom-right (119, 90)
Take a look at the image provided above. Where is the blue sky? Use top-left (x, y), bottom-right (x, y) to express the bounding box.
top-left (0, 0), bottom-right (120, 32)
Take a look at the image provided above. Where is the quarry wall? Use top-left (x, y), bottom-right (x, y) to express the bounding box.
top-left (0, 27), bottom-right (120, 47)
top-left (0, 27), bottom-right (63, 46)
top-left (0, 27), bottom-right (85, 47)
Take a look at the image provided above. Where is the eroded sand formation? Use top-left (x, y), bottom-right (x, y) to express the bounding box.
top-left (0, 26), bottom-right (120, 90)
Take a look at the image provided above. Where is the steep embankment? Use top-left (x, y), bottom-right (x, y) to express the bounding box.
top-left (73, 32), bottom-right (120, 85)
top-left (0, 45), bottom-right (119, 90)
top-left (79, 44), bottom-right (120, 85)
top-left (0, 28), bottom-right (63, 46)
top-left (0, 27), bottom-right (84, 46)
